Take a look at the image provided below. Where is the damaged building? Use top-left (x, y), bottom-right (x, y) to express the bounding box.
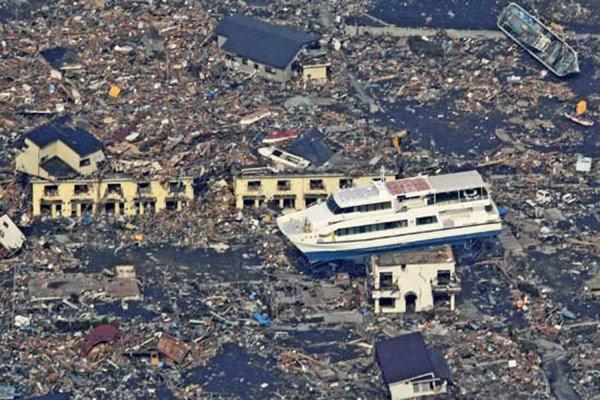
top-left (370, 245), bottom-right (460, 313)
top-left (31, 176), bottom-right (194, 218)
top-left (215, 15), bottom-right (321, 83)
top-left (16, 122), bottom-right (105, 180)
top-left (376, 332), bottom-right (451, 400)
top-left (0, 214), bottom-right (25, 258)
top-left (235, 169), bottom-right (395, 210)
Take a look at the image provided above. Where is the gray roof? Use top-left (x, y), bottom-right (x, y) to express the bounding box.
top-left (25, 123), bottom-right (103, 157)
top-left (428, 170), bottom-right (485, 192)
top-left (288, 128), bottom-right (333, 167)
top-left (376, 332), bottom-right (451, 384)
top-left (215, 15), bottom-right (319, 69)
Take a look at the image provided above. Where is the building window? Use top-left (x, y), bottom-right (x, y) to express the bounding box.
top-left (247, 181), bottom-right (261, 191)
top-left (44, 185), bottom-right (58, 196)
top-left (169, 181), bottom-right (186, 193)
top-left (166, 199), bottom-right (178, 211)
top-left (107, 183), bottom-right (123, 195)
top-left (379, 272), bottom-right (394, 289)
top-left (309, 179), bottom-right (324, 190)
top-left (79, 158), bottom-right (91, 167)
top-left (339, 178), bottom-right (353, 189)
top-left (282, 197), bottom-right (296, 209)
top-left (138, 182), bottom-right (150, 193)
top-left (379, 298), bottom-right (395, 309)
top-left (416, 216), bottom-right (438, 225)
top-left (277, 180), bottom-right (291, 191)
top-left (74, 184), bottom-right (89, 195)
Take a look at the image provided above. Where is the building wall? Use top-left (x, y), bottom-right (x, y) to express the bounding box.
top-left (31, 177), bottom-right (194, 218)
top-left (389, 379), bottom-right (447, 400)
top-left (371, 256), bottom-right (456, 314)
top-left (234, 174), bottom-right (396, 210)
top-left (16, 139), bottom-right (105, 179)
top-left (0, 214), bottom-right (25, 255)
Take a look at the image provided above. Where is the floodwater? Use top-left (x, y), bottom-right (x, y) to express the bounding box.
top-left (184, 343), bottom-right (290, 400)
top-left (370, 0), bottom-right (600, 33)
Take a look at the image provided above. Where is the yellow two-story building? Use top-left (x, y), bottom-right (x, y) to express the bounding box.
top-left (32, 176), bottom-right (194, 218)
top-left (234, 169), bottom-right (396, 210)
top-left (16, 123), bottom-right (105, 180)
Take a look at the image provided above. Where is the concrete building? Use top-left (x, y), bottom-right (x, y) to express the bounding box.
top-left (302, 63), bottom-right (330, 83)
top-left (370, 246), bottom-right (460, 314)
top-left (234, 169), bottom-right (396, 210)
top-left (31, 176), bottom-right (194, 218)
top-left (16, 122), bottom-right (105, 180)
top-left (376, 332), bottom-right (451, 400)
top-left (0, 214), bottom-right (25, 258)
top-left (215, 15), bottom-right (320, 83)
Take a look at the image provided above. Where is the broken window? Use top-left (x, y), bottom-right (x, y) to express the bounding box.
top-left (277, 180), bottom-right (290, 191)
top-left (379, 298), bottom-right (395, 309)
top-left (282, 197), bottom-right (296, 209)
top-left (379, 272), bottom-right (394, 289)
top-left (107, 183), bottom-right (123, 195)
top-left (242, 197), bottom-right (256, 208)
top-left (40, 203), bottom-right (52, 215)
top-left (437, 270), bottom-right (451, 285)
top-left (119, 202), bottom-right (125, 215)
top-left (247, 181), bottom-right (261, 191)
top-left (79, 158), bottom-right (90, 167)
top-left (55, 203), bottom-right (62, 215)
top-left (74, 184), bottom-right (89, 195)
top-left (166, 199), bottom-right (177, 211)
top-left (309, 179), bottom-right (324, 190)
top-left (405, 292), bottom-right (417, 313)
top-left (339, 178), bottom-right (353, 189)
top-left (81, 202), bottom-right (93, 215)
top-left (104, 202), bottom-right (116, 214)
top-left (44, 185), bottom-right (58, 196)
top-left (169, 181), bottom-right (185, 193)
top-left (138, 182), bottom-right (150, 194)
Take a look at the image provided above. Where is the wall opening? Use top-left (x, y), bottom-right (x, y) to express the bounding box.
top-left (405, 292), bottom-right (417, 313)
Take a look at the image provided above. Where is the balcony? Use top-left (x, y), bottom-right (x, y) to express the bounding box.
top-left (432, 273), bottom-right (461, 294)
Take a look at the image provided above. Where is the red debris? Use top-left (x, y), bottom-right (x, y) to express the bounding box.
top-left (80, 324), bottom-right (121, 357)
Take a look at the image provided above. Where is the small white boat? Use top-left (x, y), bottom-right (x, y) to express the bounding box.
top-left (258, 147), bottom-right (310, 170)
top-left (277, 170), bottom-right (502, 262)
top-left (240, 109), bottom-right (272, 126)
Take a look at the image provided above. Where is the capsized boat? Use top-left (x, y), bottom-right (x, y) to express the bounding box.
top-left (563, 100), bottom-right (594, 127)
top-left (258, 147), bottom-right (310, 170)
top-left (277, 170), bottom-right (502, 263)
top-left (498, 3), bottom-right (579, 77)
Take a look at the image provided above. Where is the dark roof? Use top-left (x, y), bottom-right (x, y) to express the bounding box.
top-left (81, 324), bottom-right (120, 357)
top-left (40, 157), bottom-right (78, 178)
top-left (375, 332), bottom-right (451, 384)
top-left (215, 15), bottom-right (319, 69)
top-left (39, 47), bottom-right (78, 70)
top-left (25, 123), bottom-right (103, 157)
top-left (288, 128), bottom-right (333, 167)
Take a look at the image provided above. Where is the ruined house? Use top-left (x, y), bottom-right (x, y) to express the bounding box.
top-left (0, 214), bottom-right (25, 258)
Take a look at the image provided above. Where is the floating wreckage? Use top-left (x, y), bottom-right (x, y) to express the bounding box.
top-left (563, 100), bottom-right (594, 127)
top-left (498, 3), bottom-right (579, 77)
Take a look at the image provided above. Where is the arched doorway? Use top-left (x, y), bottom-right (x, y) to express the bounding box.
top-left (405, 292), bottom-right (417, 313)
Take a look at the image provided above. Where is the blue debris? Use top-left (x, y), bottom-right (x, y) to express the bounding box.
top-left (252, 311), bottom-right (271, 326)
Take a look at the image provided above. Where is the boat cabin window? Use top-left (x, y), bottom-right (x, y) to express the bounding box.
top-left (416, 216), bottom-right (438, 225)
top-left (335, 220), bottom-right (407, 236)
top-left (435, 191), bottom-right (460, 204)
top-left (326, 197), bottom-right (392, 214)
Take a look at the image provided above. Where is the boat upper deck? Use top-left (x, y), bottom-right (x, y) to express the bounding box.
top-left (333, 170), bottom-right (488, 208)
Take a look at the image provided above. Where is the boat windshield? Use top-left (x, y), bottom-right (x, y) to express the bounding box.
top-left (326, 196), bottom-right (342, 214)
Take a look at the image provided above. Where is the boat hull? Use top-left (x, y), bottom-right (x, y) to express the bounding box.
top-left (290, 223), bottom-right (502, 263)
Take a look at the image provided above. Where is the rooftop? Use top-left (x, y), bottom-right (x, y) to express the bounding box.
top-left (428, 170), bottom-right (485, 193)
top-left (373, 245), bottom-right (455, 267)
top-left (25, 123), bottom-right (103, 157)
top-left (385, 176), bottom-right (431, 196)
top-left (335, 182), bottom-right (385, 205)
top-left (376, 332), bottom-right (451, 384)
top-left (215, 15), bottom-right (319, 69)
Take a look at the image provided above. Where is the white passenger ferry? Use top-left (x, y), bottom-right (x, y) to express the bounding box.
top-left (277, 170), bottom-right (502, 262)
